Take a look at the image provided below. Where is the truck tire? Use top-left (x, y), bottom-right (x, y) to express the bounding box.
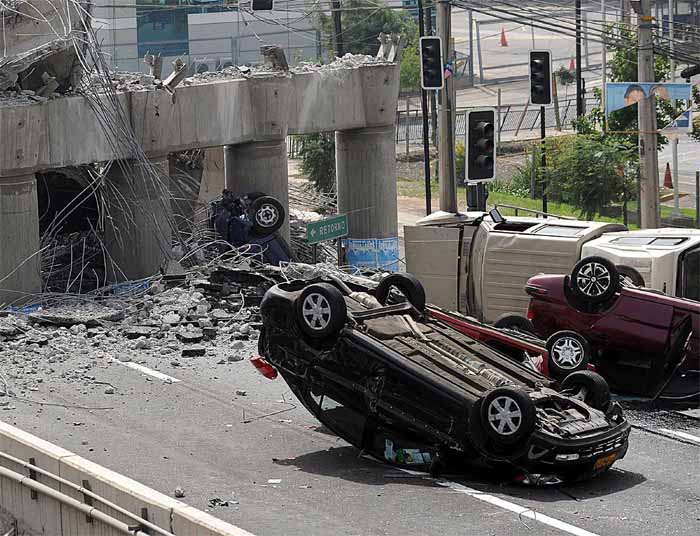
top-left (617, 265), bottom-right (645, 287)
top-left (479, 387), bottom-right (536, 446)
top-left (296, 283), bottom-right (347, 339)
top-left (493, 313), bottom-right (536, 334)
top-left (570, 256), bottom-right (620, 305)
top-left (375, 273), bottom-right (426, 312)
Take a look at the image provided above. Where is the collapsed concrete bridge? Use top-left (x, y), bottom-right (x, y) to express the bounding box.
top-left (0, 51), bottom-right (401, 305)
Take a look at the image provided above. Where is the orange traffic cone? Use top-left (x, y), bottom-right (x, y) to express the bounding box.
top-left (569, 57), bottom-right (576, 71)
top-left (500, 26), bottom-right (508, 47)
top-left (664, 162), bottom-right (673, 189)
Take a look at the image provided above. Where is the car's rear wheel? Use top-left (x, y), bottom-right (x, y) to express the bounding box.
top-left (561, 370), bottom-right (610, 411)
top-left (570, 256), bottom-right (620, 304)
top-left (296, 283), bottom-right (347, 339)
top-left (545, 331), bottom-right (590, 378)
top-left (479, 387), bottom-right (536, 445)
top-left (493, 313), bottom-right (536, 334)
top-left (249, 195), bottom-right (285, 236)
top-left (375, 273), bottom-right (426, 312)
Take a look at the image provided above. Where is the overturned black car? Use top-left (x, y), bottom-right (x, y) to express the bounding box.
top-left (256, 274), bottom-right (631, 484)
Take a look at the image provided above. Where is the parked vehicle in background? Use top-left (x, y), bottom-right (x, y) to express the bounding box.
top-left (405, 208), bottom-right (625, 322)
top-left (255, 273), bottom-right (630, 484)
top-left (526, 256), bottom-right (700, 403)
top-left (582, 228), bottom-right (700, 302)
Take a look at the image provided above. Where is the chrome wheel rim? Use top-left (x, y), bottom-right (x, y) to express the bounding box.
top-left (551, 337), bottom-right (584, 369)
top-left (302, 293), bottom-right (331, 331)
top-left (486, 396), bottom-right (523, 436)
top-left (255, 204), bottom-right (278, 227)
top-left (577, 262), bottom-right (611, 297)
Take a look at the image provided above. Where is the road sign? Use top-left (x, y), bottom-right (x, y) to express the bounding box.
top-left (306, 214), bottom-right (348, 244)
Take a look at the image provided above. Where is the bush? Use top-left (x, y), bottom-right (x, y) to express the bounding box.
top-left (298, 133), bottom-right (336, 192)
top-left (455, 141), bottom-right (466, 183)
top-left (522, 135), bottom-right (636, 220)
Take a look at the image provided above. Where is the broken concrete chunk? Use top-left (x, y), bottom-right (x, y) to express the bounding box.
top-left (181, 346), bottom-right (206, 357)
top-left (176, 329), bottom-right (203, 344)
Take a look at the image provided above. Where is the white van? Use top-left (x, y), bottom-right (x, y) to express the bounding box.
top-left (582, 228), bottom-right (700, 301)
top-left (404, 210), bottom-right (625, 322)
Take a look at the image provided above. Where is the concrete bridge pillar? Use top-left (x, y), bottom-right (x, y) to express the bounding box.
top-left (335, 125), bottom-right (398, 268)
top-left (223, 139), bottom-right (290, 243)
top-left (103, 155), bottom-right (173, 282)
top-left (0, 173), bottom-right (41, 306)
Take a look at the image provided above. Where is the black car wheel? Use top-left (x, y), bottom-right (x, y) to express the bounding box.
top-left (570, 256), bottom-right (620, 305)
top-left (375, 273), bottom-right (426, 312)
top-left (493, 313), bottom-right (536, 334)
top-left (249, 195), bottom-right (285, 236)
top-left (296, 283), bottom-right (347, 339)
top-left (545, 331), bottom-right (590, 378)
top-left (480, 387), bottom-right (536, 445)
top-left (561, 370), bottom-right (610, 411)
top-left (617, 265), bottom-right (645, 288)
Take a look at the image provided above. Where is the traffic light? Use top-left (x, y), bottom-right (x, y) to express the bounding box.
top-left (467, 109), bottom-right (496, 182)
top-left (529, 50), bottom-right (552, 105)
top-left (419, 36), bottom-right (443, 90)
top-left (252, 0), bottom-right (274, 10)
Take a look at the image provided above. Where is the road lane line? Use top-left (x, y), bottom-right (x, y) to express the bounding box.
top-left (659, 428), bottom-right (700, 445)
top-left (398, 468), bottom-right (599, 536)
top-left (110, 359), bottom-right (181, 383)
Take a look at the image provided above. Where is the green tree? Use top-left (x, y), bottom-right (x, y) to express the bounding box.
top-left (298, 133), bottom-right (336, 192)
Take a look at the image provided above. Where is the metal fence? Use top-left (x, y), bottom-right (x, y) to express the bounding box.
top-left (395, 97), bottom-right (598, 143)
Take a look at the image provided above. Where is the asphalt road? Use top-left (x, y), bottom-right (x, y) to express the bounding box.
top-left (4, 339), bottom-right (700, 536)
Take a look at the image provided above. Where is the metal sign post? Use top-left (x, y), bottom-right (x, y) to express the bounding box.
top-left (306, 214), bottom-right (349, 265)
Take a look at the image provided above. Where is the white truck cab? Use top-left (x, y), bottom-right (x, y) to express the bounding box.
top-left (582, 229), bottom-right (700, 301)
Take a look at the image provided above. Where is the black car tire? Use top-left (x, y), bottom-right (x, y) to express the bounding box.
top-left (561, 370), bottom-right (610, 411)
top-left (479, 387), bottom-right (536, 445)
top-left (570, 256), bottom-right (620, 305)
top-left (375, 273), bottom-right (426, 312)
top-left (545, 331), bottom-right (590, 378)
top-left (296, 283), bottom-right (347, 339)
top-left (617, 265), bottom-right (645, 287)
top-left (493, 313), bottom-right (536, 334)
top-left (249, 195), bottom-right (285, 236)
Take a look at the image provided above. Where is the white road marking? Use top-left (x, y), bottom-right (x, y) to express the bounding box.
top-left (398, 468), bottom-right (600, 536)
top-left (659, 428), bottom-right (700, 445)
top-left (110, 359), bottom-right (181, 383)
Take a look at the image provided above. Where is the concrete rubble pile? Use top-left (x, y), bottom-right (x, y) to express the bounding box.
top-left (0, 254), bottom-right (377, 409)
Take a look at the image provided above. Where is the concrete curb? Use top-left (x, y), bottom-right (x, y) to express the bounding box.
top-left (0, 421), bottom-right (255, 536)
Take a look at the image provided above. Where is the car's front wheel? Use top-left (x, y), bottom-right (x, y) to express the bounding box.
top-left (493, 313), bottom-right (536, 334)
top-left (249, 195), bottom-right (285, 236)
top-left (546, 331), bottom-right (590, 378)
top-left (295, 283), bottom-right (347, 339)
top-left (375, 273), bottom-right (426, 312)
top-left (561, 370), bottom-right (610, 411)
top-left (479, 387), bottom-right (536, 446)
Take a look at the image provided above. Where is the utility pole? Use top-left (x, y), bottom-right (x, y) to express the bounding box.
top-left (468, 9), bottom-right (474, 86)
top-left (576, 0), bottom-right (584, 117)
top-left (330, 1), bottom-right (344, 57)
top-left (601, 0), bottom-right (607, 130)
top-left (670, 0), bottom-right (681, 216)
top-left (621, 0), bottom-right (631, 26)
top-left (437, 0), bottom-right (457, 213)
top-left (638, 0), bottom-right (660, 228)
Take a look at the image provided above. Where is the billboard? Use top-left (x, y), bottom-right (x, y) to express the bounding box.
top-left (606, 82), bottom-right (692, 115)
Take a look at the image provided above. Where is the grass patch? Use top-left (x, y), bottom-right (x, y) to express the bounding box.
top-left (397, 177), bottom-right (697, 228)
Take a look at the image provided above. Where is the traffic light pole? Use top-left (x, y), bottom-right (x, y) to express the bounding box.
top-left (437, 1), bottom-right (458, 213)
top-left (331, 1), bottom-right (344, 57)
top-left (417, 0), bottom-right (432, 215)
top-left (540, 106), bottom-right (547, 214)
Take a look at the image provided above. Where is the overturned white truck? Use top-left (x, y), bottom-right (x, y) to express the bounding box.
top-left (404, 209), bottom-right (700, 323)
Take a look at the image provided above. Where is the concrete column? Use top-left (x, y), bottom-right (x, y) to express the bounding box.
top-left (103, 156), bottom-right (173, 282)
top-left (336, 125), bottom-right (398, 239)
top-left (336, 125), bottom-right (398, 270)
top-left (0, 173), bottom-right (41, 306)
top-left (223, 139), bottom-right (290, 242)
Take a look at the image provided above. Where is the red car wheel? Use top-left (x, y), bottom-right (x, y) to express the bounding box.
top-left (545, 331), bottom-right (590, 378)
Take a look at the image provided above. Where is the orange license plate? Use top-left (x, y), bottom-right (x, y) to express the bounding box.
top-left (594, 452), bottom-right (617, 471)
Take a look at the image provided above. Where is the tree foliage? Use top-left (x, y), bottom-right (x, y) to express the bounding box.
top-left (298, 133), bottom-right (336, 193)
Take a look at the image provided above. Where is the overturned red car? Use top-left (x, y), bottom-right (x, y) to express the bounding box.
top-left (525, 256), bottom-right (700, 403)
